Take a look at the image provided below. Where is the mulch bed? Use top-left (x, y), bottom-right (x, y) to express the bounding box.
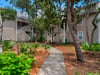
top-left (52, 44), bottom-right (100, 75)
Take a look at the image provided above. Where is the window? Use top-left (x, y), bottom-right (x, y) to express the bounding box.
top-left (78, 31), bottom-right (83, 40)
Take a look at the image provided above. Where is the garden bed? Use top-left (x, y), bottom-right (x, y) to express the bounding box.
top-left (52, 44), bottom-right (100, 75)
top-left (12, 43), bottom-right (50, 75)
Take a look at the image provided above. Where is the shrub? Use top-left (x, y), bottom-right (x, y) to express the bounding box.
top-left (86, 73), bottom-right (100, 75)
top-left (20, 42), bottom-right (34, 54)
top-left (20, 42), bottom-right (29, 54)
top-left (44, 45), bottom-right (51, 50)
top-left (0, 52), bottom-right (34, 75)
top-left (38, 36), bottom-right (45, 42)
top-left (32, 43), bottom-right (39, 50)
top-left (20, 43), bottom-right (40, 54)
top-left (81, 42), bottom-right (100, 52)
top-left (81, 42), bottom-right (90, 51)
top-left (2, 40), bottom-right (16, 51)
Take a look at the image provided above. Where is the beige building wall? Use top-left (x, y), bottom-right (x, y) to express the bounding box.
top-left (64, 13), bottom-right (98, 43)
top-left (81, 13), bottom-right (98, 43)
top-left (2, 20), bottom-right (16, 41)
top-left (2, 20), bottom-right (31, 41)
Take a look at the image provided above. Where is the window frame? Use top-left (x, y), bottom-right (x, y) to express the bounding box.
top-left (78, 31), bottom-right (83, 41)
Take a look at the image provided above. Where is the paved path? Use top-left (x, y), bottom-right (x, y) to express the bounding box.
top-left (38, 47), bottom-right (67, 75)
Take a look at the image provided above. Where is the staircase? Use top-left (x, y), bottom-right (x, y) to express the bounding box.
top-left (17, 26), bottom-right (31, 41)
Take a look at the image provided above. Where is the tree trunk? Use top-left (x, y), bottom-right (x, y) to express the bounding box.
top-left (35, 29), bottom-right (38, 42)
top-left (85, 14), bottom-right (90, 43)
top-left (31, 27), bottom-right (33, 42)
top-left (67, 0), bottom-right (84, 62)
top-left (51, 30), bottom-right (53, 43)
top-left (69, 25), bottom-right (84, 62)
top-left (91, 11), bottom-right (99, 43)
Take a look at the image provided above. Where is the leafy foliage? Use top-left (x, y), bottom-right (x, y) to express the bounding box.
top-left (32, 43), bottom-right (39, 50)
top-left (38, 35), bottom-right (45, 42)
top-left (20, 42), bottom-right (50, 54)
top-left (2, 40), bottom-right (16, 51)
top-left (44, 45), bottom-right (51, 50)
top-left (20, 42), bottom-right (40, 54)
top-left (86, 73), bottom-right (100, 75)
top-left (0, 8), bottom-right (16, 21)
top-left (81, 43), bottom-right (100, 52)
top-left (0, 51), bottom-right (34, 75)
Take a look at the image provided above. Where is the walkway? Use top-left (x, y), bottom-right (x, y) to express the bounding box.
top-left (38, 47), bottom-right (67, 75)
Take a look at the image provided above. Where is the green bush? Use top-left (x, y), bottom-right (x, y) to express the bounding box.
top-left (20, 42), bottom-right (28, 54)
top-left (81, 42), bottom-right (100, 52)
top-left (44, 45), bottom-right (51, 50)
top-left (2, 40), bottom-right (16, 51)
top-left (20, 42), bottom-right (33, 54)
top-left (86, 73), bottom-right (100, 75)
top-left (32, 43), bottom-right (39, 50)
top-left (81, 42), bottom-right (90, 51)
top-left (38, 36), bottom-right (45, 42)
top-left (0, 51), bottom-right (34, 75)
top-left (20, 43), bottom-right (40, 54)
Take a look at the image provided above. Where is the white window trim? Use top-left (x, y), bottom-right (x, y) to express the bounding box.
top-left (78, 31), bottom-right (83, 41)
top-left (77, 17), bottom-right (83, 25)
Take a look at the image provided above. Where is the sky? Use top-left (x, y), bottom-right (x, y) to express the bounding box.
top-left (0, 0), bottom-right (11, 8)
top-left (0, 0), bottom-right (22, 11)
top-left (0, 0), bottom-right (100, 11)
